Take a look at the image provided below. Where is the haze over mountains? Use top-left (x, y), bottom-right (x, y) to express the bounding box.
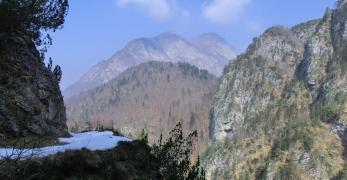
top-left (63, 32), bottom-right (236, 98)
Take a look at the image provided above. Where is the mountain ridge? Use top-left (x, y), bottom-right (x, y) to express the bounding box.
top-left (63, 32), bottom-right (236, 98)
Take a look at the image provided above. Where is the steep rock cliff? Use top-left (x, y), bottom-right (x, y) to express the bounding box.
top-left (203, 2), bottom-right (347, 179)
top-left (0, 31), bottom-right (68, 140)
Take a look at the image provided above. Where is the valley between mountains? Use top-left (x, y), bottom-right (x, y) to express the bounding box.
top-left (2, 0), bottom-right (347, 179)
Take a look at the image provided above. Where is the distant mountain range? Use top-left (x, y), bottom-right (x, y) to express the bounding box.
top-left (63, 32), bottom-right (236, 98)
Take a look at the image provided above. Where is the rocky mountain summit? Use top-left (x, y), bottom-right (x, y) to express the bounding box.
top-left (65, 61), bottom-right (218, 151)
top-left (203, 1), bottom-right (347, 179)
top-left (0, 31), bottom-right (68, 139)
top-left (63, 33), bottom-right (235, 98)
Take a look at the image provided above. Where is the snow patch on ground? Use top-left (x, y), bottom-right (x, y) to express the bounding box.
top-left (0, 131), bottom-right (131, 159)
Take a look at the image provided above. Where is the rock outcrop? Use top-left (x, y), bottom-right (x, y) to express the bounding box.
top-left (63, 32), bottom-right (235, 98)
top-left (203, 2), bottom-right (347, 179)
top-left (65, 61), bottom-right (218, 152)
top-left (0, 31), bottom-right (68, 139)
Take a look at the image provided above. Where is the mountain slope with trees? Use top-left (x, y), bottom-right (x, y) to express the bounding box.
top-left (66, 61), bottom-right (218, 152)
top-left (203, 1), bottom-right (347, 179)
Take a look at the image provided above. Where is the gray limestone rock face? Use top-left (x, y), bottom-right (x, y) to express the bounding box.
top-left (0, 31), bottom-right (68, 139)
top-left (204, 2), bottom-right (347, 179)
top-left (212, 26), bottom-right (305, 140)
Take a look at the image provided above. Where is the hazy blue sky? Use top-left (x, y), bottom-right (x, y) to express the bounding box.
top-left (46, 0), bottom-right (336, 90)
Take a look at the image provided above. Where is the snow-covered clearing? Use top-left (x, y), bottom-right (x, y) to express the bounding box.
top-left (0, 131), bottom-right (131, 160)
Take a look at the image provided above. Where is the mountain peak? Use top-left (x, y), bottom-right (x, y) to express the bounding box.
top-left (155, 32), bottom-right (182, 40)
top-left (190, 33), bottom-right (236, 63)
top-left (124, 37), bottom-right (154, 49)
top-left (63, 32), bottom-right (236, 98)
top-left (194, 33), bottom-right (226, 42)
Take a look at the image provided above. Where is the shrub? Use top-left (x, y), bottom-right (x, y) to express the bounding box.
top-left (332, 164), bottom-right (347, 180)
top-left (0, 140), bottom-right (161, 180)
top-left (0, 123), bottom-right (206, 179)
top-left (275, 160), bottom-right (301, 180)
top-left (311, 102), bottom-right (341, 123)
top-left (271, 121), bottom-right (314, 158)
top-left (302, 132), bottom-right (314, 151)
top-left (152, 123), bottom-right (206, 180)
